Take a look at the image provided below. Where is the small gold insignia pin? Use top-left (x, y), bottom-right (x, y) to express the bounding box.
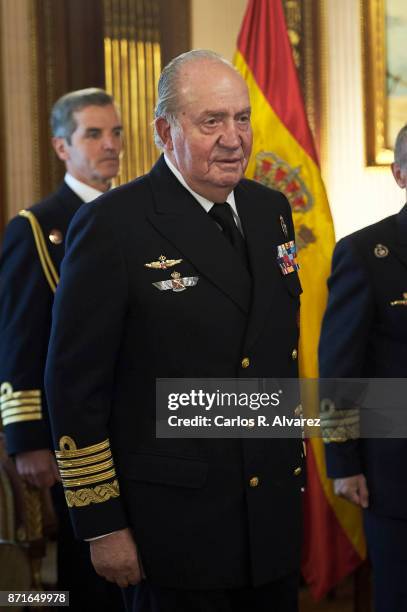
top-left (145, 254), bottom-right (183, 270)
top-left (49, 229), bottom-right (63, 245)
top-left (374, 243), bottom-right (388, 258)
top-left (280, 215), bottom-right (288, 238)
top-left (390, 292), bottom-right (407, 306)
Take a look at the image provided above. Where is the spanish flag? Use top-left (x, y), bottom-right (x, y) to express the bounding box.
top-left (235, 0), bottom-right (366, 599)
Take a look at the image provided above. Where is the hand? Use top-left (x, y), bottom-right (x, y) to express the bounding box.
top-left (334, 474), bottom-right (369, 508)
top-left (90, 528), bottom-right (145, 588)
top-left (15, 449), bottom-right (61, 489)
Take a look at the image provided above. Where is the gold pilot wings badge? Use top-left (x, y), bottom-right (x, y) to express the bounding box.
top-left (152, 270), bottom-right (199, 293)
top-left (145, 254), bottom-right (183, 270)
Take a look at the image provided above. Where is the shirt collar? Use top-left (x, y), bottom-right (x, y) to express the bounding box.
top-left (163, 155), bottom-right (239, 219)
top-left (64, 173), bottom-right (105, 203)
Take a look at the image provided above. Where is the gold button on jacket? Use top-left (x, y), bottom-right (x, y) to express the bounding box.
top-left (291, 348), bottom-right (298, 360)
top-left (241, 357), bottom-right (250, 368)
top-left (293, 467), bottom-right (302, 476)
top-left (249, 476), bottom-right (259, 487)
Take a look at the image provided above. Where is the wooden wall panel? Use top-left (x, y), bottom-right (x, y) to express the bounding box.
top-left (32, 0), bottom-right (105, 198)
top-left (0, 0), bottom-right (37, 221)
top-left (159, 0), bottom-right (190, 66)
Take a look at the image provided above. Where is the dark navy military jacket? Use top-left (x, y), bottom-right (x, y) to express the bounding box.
top-left (45, 156), bottom-right (304, 589)
top-left (320, 205), bottom-right (407, 520)
top-left (0, 183), bottom-right (82, 454)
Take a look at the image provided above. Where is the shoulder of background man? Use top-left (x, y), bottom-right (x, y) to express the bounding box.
top-left (338, 210), bottom-right (399, 255)
top-left (331, 209), bottom-right (402, 279)
top-left (2, 182), bottom-right (83, 254)
top-left (23, 182), bottom-right (83, 228)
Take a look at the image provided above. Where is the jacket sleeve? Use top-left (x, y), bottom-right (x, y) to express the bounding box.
top-left (319, 236), bottom-right (375, 478)
top-left (45, 202), bottom-right (129, 539)
top-left (0, 215), bottom-right (53, 454)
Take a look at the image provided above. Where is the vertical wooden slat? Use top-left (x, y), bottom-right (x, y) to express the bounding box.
top-left (128, 0), bottom-right (138, 179)
top-left (0, 0), bottom-right (37, 219)
top-left (103, 0), bottom-right (161, 182)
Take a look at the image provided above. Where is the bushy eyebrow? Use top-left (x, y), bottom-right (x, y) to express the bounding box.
top-left (198, 107), bottom-right (251, 120)
top-left (83, 125), bottom-right (123, 133)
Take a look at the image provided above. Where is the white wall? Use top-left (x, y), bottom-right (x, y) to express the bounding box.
top-left (190, 0), bottom-right (247, 62)
top-left (190, 0), bottom-right (405, 241)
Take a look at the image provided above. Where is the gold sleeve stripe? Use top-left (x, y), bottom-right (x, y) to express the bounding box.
top-left (0, 389), bottom-right (41, 404)
top-left (2, 413), bottom-right (42, 426)
top-left (55, 437), bottom-right (110, 459)
top-left (65, 479), bottom-right (120, 508)
top-left (1, 399), bottom-right (41, 411)
top-left (59, 458), bottom-right (114, 478)
top-left (0, 402), bottom-right (41, 416)
top-left (2, 405), bottom-right (42, 418)
top-left (19, 210), bottom-right (59, 293)
top-left (61, 468), bottom-right (117, 488)
top-left (57, 449), bottom-right (112, 468)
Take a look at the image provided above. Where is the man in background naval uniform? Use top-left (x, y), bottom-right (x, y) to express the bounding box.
top-left (319, 124), bottom-right (407, 612)
top-left (0, 88), bottom-right (123, 610)
top-left (45, 50), bottom-right (305, 612)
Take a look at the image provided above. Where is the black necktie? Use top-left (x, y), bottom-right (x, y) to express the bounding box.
top-left (209, 203), bottom-right (249, 269)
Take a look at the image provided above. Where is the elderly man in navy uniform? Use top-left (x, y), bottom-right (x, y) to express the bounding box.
top-left (0, 88), bottom-right (123, 609)
top-left (319, 124), bottom-right (407, 612)
top-left (45, 50), bottom-right (304, 612)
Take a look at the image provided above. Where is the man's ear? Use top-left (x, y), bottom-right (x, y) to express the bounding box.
top-left (155, 117), bottom-right (174, 151)
top-left (52, 137), bottom-right (70, 162)
top-left (391, 162), bottom-right (407, 189)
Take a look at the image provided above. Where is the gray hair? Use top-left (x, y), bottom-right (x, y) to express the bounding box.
top-left (153, 49), bottom-right (236, 148)
top-left (394, 124), bottom-right (407, 169)
top-left (51, 88), bottom-right (115, 144)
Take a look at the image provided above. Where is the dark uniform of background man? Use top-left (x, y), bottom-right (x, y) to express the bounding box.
top-left (45, 50), bottom-right (305, 612)
top-left (319, 124), bottom-right (407, 612)
top-left (0, 88), bottom-right (123, 610)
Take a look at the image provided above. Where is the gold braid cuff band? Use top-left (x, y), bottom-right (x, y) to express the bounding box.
top-left (65, 479), bottom-right (120, 508)
top-left (320, 405), bottom-right (360, 443)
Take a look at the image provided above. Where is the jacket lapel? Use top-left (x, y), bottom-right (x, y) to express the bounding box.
top-left (236, 182), bottom-right (287, 349)
top-left (147, 157), bottom-right (251, 314)
top-left (57, 182), bottom-right (85, 219)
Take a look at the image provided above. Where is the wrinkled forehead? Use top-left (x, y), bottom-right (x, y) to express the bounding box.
top-left (176, 61), bottom-right (249, 112)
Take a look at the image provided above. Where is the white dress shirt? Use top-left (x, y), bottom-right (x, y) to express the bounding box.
top-left (64, 173), bottom-right (104, 203)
